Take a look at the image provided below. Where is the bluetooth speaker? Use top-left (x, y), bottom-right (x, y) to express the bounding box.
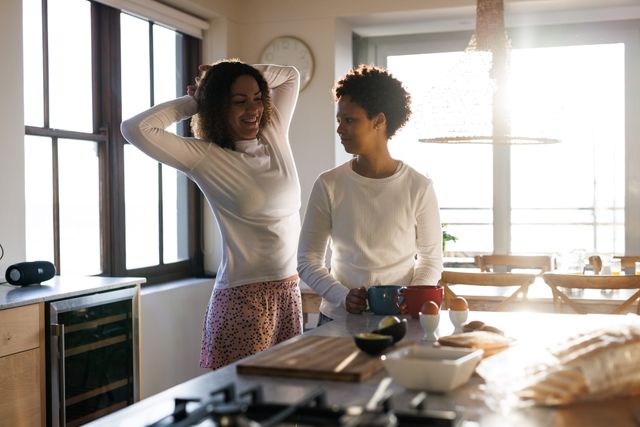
top-left (5, 261), bottom-right (56, 286)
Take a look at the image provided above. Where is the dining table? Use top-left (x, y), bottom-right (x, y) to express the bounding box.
top-left (442, 268), bottom-right (640, 314)
top-left (86, 309), bottom-right (640, 427)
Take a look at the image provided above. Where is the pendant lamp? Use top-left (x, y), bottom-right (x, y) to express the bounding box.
top-left (419, 0), bottom-right (560, 144)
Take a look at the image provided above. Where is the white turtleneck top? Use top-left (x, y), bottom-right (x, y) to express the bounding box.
top-left (297, 160), bottom-right (443, 321)
top-left (121, 65), bottom-right (301, 289)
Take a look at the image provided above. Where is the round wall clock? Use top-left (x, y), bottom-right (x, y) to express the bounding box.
top-left (260, 36), bottom-right (314, 91)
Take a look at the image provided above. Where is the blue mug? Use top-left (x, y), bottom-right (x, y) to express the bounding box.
top-left (367, 285), bottom-right (402, 315)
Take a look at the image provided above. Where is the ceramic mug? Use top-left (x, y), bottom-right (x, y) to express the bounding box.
top-left (367, 285), bottom-right (402, 315)
top-left (397, 285), bottom-right (444, 319)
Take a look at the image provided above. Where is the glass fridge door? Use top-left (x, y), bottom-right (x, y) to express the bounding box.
top-left (48, 286), bottom-right (139, 427)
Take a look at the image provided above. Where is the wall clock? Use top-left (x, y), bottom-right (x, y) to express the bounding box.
top-left (260, 36), bottom-right (314, 91)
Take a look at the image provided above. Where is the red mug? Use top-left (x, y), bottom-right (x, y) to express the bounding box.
top-left (397, 285), bottom-right (444, 319)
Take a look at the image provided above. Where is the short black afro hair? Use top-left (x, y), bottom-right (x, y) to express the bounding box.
top-left (333, 64), bottom-right (411, 138)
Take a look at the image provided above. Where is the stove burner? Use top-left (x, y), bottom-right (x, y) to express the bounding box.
top-left (147, 383), bottom-right (461, 427)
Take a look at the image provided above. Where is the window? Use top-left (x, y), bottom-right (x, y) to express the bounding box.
top-left (23, 0), bottom-right (203, 284)
top-left (355, 21), bottom-right (640, 258)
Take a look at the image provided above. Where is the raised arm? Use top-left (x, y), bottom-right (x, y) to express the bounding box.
top-left (297, 179), bottom-right (350, 308)
top-left (120, 96), bottom-right (210, 173)
top-left (253, 64), bottom-right (300, 129)
top-left (411, 180), bottom-right (444, 286)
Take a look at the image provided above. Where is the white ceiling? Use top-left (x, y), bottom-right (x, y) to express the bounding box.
top-left (160, 0), bottom-right (640, 37)
top-left (347, 0), bottom-right (640, 36)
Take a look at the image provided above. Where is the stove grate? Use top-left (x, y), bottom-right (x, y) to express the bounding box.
top-left (146, 383), bottom-right (461, 427)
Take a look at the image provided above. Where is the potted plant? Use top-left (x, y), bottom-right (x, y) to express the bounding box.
top-left (442, 224), bottom-right (458, 253)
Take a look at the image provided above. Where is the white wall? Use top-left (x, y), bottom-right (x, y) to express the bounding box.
top-left (139, 278), bottom-right (215, 398)
top-left (0, 0), bottom-right (26, 275)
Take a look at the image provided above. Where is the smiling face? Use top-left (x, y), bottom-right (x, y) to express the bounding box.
top-left (336, 95), bottom-right (381, 155)
top-left (226, 74), bottom-right (264, 141)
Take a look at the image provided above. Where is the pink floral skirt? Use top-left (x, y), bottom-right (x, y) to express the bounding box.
top-left (199, 276), bottom-right (303, 369)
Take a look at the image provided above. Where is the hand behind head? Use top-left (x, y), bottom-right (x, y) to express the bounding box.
top-left (187, 64), bottom-right (214, 97)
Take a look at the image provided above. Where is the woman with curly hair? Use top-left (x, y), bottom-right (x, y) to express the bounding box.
top-left (121, 59), bottom-right (303, 369)
top-left (297, 64), bottom-right (443, 323)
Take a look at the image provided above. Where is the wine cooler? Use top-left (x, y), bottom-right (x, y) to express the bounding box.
top-left (46, 286), bottom-right (140, 427)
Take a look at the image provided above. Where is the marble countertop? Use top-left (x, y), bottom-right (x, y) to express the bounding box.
top-left (85, 310), bottom-right (640, 427)
top-left (0, 276), bottom-right (146, 310)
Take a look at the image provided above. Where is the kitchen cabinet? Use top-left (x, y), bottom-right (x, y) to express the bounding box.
top-left (0, 276), bottom-right (145, 427)
top-left (0, 303), bottom-right (45, 427)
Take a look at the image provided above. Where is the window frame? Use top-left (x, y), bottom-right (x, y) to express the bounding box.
top-left (24, 0), bottom-right (204, 285)
top-left (354, 20), bottom-right (640, 255)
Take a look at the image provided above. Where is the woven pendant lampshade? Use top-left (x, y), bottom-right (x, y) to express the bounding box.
top-left (419, 0), bottom-right (560, 144)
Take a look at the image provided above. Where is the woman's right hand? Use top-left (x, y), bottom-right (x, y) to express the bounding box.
top-left (187, 64), bottom-right (212, 97)
top-left (345, 286), bottom-right (368, 314)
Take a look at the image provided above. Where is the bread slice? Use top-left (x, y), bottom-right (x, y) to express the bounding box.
top-left (517, 368), bottom-right (588, 405)
top-left (438, 331), bottom-right (512, 357)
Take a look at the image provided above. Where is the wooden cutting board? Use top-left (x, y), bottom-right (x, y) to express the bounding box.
top-left (236, 335), bottom-right (384, 382)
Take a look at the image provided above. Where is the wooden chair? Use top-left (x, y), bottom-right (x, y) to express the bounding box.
top-left (440, 270), bottom-right (536, 311)
top-left (301, 290), bottom-right (321, 330)
top-left (474, 254), bottom-right (553, 275)
top-left (588, 255), bottom-right (640, 275)
top-left (542, 273), bottom-right (640, 314)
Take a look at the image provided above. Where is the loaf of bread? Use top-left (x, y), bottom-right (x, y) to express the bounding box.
top-left (517, 324), bottom-right (640, 405)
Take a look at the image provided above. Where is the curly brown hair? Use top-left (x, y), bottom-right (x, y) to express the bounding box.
top-left (333, 64), bottom-right (411, 139)
top-left (191, 59), bottom-right (272, 150)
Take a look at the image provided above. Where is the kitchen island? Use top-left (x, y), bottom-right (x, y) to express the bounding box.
top-left (86, 310), bottom-right (640, 427)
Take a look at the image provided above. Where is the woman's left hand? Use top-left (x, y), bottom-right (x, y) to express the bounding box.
top-left (187, 64), bottom-right (213, 97)
top-left (345, 286), bottom-right (367, 314)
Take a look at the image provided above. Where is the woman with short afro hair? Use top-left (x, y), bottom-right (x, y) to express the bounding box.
top-left (298, 64), bottom-right (443, 323)
top-left (333, 64), bottom-right (412, 139)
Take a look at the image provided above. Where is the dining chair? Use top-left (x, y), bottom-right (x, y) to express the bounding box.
top-left (542, 273), bottom-right (640, 314)
top-left (474, 254), bottom-right (553, 275)
top-left (588, 255), bottom-right (640, 275)
top-left (439, 270), bottom-right (537, 311)
top-left (300, 290), bottom-right (322, 330)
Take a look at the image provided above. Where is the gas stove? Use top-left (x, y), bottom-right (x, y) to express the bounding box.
top-left (146, 383), bottom-right (462, 427)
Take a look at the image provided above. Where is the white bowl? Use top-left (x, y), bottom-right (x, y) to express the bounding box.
top-left (381, 345), bottom-right (483, 392)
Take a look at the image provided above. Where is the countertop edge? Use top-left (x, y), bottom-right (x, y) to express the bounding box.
top-left (0, 276), bottom-right (146, 309)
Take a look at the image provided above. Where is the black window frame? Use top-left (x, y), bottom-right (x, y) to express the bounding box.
top-left (25, 0), bottom-right (204, 285)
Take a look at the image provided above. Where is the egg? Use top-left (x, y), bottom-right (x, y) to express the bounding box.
top-left (378, 315), bottom-right (401, 330)
top-left (420, 300), bottom-right (440, 315)
top-left (450, 296), bottom-right (469, 311)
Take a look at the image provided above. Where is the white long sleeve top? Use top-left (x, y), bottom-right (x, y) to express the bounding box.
top-left (121, 65), bottom-right (301, 289)
top-left (297, 160), bottom-right (443, 320)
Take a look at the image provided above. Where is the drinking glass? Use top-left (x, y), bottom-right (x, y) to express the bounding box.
top-left (610, 259), bottom-right (622, 275)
